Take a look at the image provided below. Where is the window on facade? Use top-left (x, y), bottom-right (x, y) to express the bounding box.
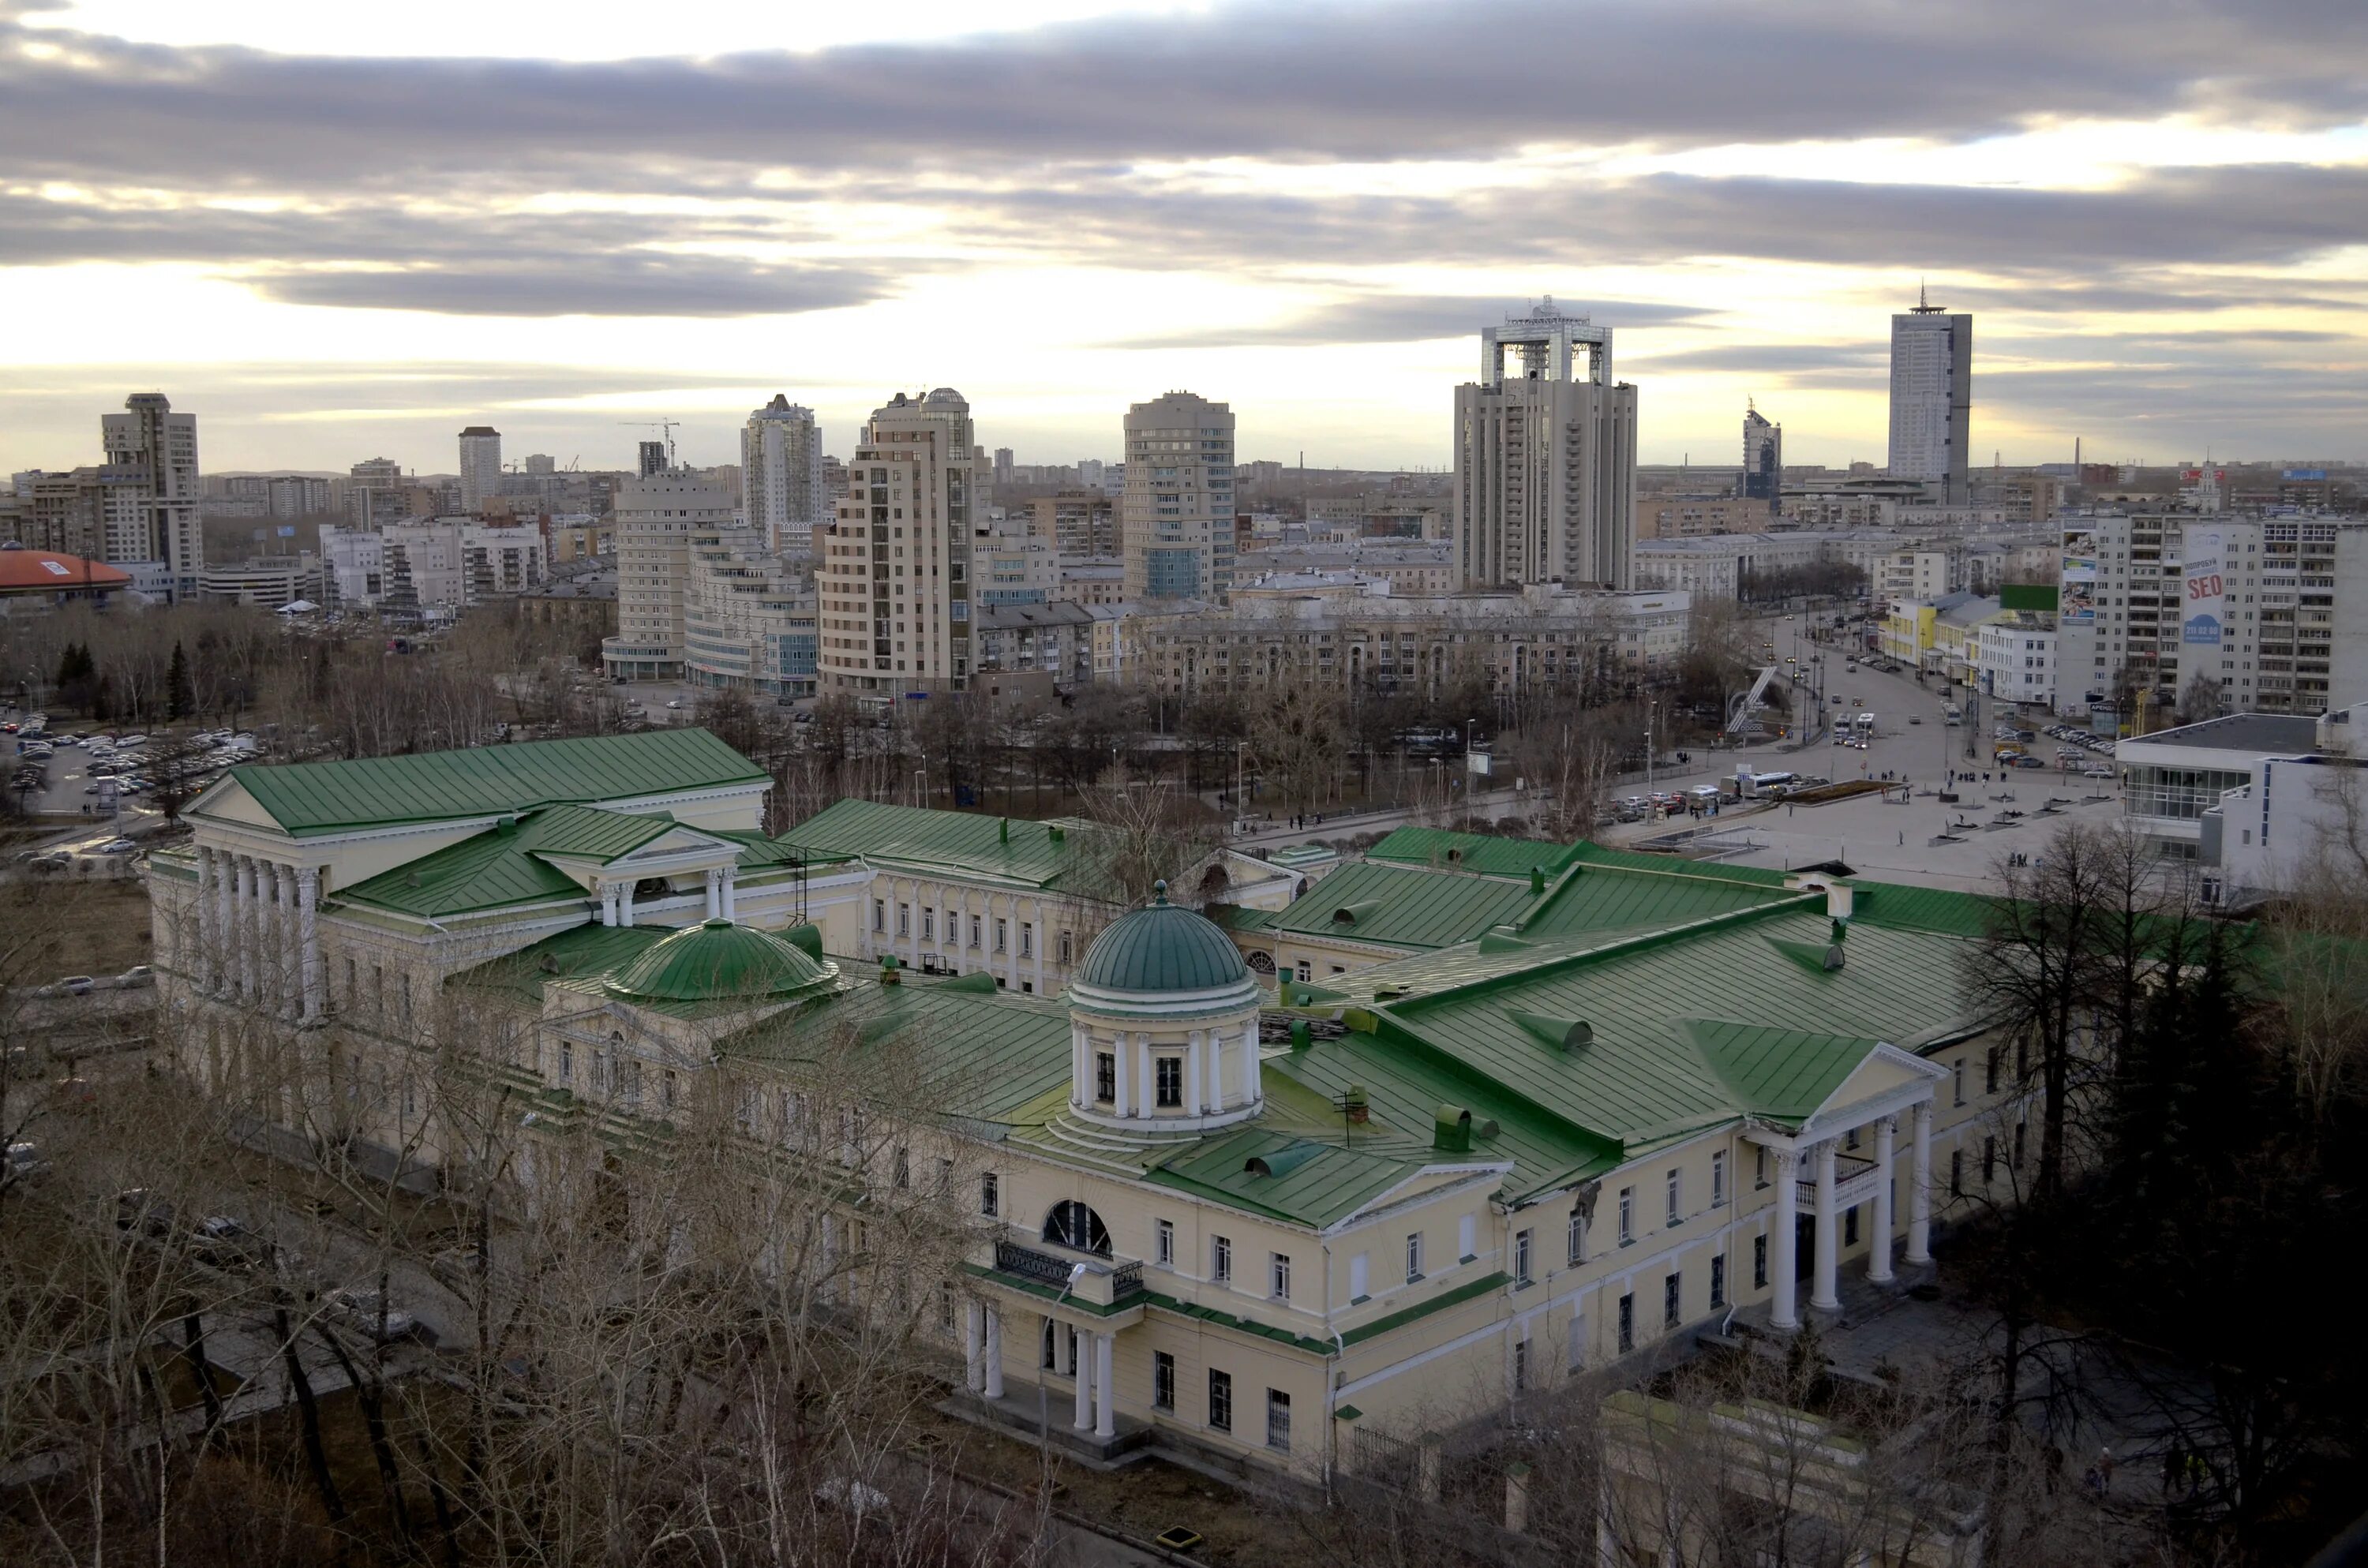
top-left (897, 904), bottom-right (910, 937)
top-left (1950, 1149), bottom-right (1964, 1196)
top-left (1155, 1055), bottom-right (1183, 1108)
top-left (1754, 1234), bottom-right (1768, 1289)
top-left (1266, 1388), bottom-right (1291, 1450)
top-left (969, 915), bottom-right (982, 948)
top-left (1755, 1146), bottom-right (1768, 1188)
top-left (559, 1042), bottom-right (571, 1083)
top-left (921, 907), bottom-right (934, 941)
top-left (1618, 1188), bottom-right (1635, 1244)
top-left (2014, 1120), bottom-right (2027, 1167)
top-left (1020, 922), bottom-right (1033, 958)
top-left (1984, 1136), bottom-right (1999, 1182)
top-left (1059, 930), bottom-right (1073, 964)
top-left (1617, 1293), bottom-right (1635, 1353)
top-left (1513, 1229), bottom-right (1533, 1286)
top-left (1954, 1057), bottom-right (1967, 1106)
top-left (980, 1172), bottom-right (1000, 1215)
top-left (873, 899), bottom-right (885, 933)
top-left (1666, 1169), bottom-right (1682, 1226)
top-left (1212, 1235), bottom-right (1233, 1285)
top-left (1270, 1252), bottom-right (1291, 1300)
top-left (1208, 1370), bottom-right (1233, 1432)
top-left (1513, 1338), bottom-right (1531, 1394)
top-left (1710, 1253), bottom-right (1727, 1310)
top-left (1406, 1232), bottom-right (1424, 1282)
top-left (894, 1147), bottom-right (910, 1189)
top-left (1567, 1208), bottom-right (1585, 1267)
top-left (1156, 1218), bottom-right (1175, 1267)
top-left (1985, 1046), bottom-right (2002, 1094)
top-left (1153, 1351), bottom-right (1175, 1411)
top-left (1664, 1273), bottom-right (1682, 1329)
top-left (1095, 1052), bottom-right (1115, 1103)
top-left (1711, 1151), bottom-right (1727, 1208)
top-left (661, 1070), bottom-right (676, 1110)
top-left (995, 919), bottom-right (1007, 952)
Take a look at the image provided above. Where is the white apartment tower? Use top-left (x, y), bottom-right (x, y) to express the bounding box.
top-left (1122, 391), bottom-right (1236, 602)
top-left (601, 472), bottom-right (735, 681)
top-left (1452, 299), bottom-right (1638, 590)
top-left (99, 392), bottom-right (202, 599)
top-left (456, 425), bottom-right (502, 512)
top-left (1887, 290), bottom-right (1973, 504)
top-left (817, 388), bottom-right (984, 702)
top-left (740, 395), bottom-right (826, 553)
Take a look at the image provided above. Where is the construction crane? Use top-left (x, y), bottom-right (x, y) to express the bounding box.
top-left (617, 420), bottom-right (680, 471)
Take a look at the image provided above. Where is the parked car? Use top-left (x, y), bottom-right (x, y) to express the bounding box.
top-left (56, 975), bottom-right (95, 996)
top-left (115, 1188), bottom-right (177, 1236)
top-left (2, 1141), bottom-right (51, 1188)
top-left (2083, 765), bottom-right (2116, 780)
top-left (325, 1286), bottom-right (429, 1344)
top-left (189, 1215), bottom-right (277, 1270)
top-left (96, 839), bottom-right (137, 855)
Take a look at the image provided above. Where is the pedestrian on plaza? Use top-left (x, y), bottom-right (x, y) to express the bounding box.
top-left (2099, 1446), bottom-right (2116, 1491)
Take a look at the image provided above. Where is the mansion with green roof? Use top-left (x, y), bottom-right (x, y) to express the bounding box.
top-left (151, 730), bottom-right (2037, 1482)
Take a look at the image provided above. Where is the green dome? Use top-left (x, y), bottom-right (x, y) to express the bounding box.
top-left (606, 918), bottom-right (832, 1005)
top-left (1076, 883), bottom-right (1251, 994)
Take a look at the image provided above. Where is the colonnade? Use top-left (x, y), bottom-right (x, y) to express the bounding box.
top-left (193, 845), bottom-right (323, 1021)
top-left (1765, 1101), bottom-right (1933, 1331)
top-left (963, 1301), bottom-right (1116, 1440)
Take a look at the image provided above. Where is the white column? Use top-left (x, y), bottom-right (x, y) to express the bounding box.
top-left (1114, 1032), bottom-right (1132, 1117)
top-left (964, 1301), bottom-right (984, 1392)
top-left (1906, 1102), bottom-right (1933, 1264)
top-left (1869, 1116), bottom-right (1896, 1284)
top-left (620, 879), bottom-right (637, 928)
top-left (1071, 1026), bottom-right (1088, 1109)
top-left (1187, 1030), bottom-right (1205, 1115)
top-left (1238, 1020), bottom-right (1258, 1106)
top-left (298, 866), bottom-right (323, 1021)
top-left (193, 848), bottom-right (215, 986)
top-left (214, 848), bottom-right (237, 994)
top-left (984, 1308), bottom-right (1005, 1399)
top-left (1811, 1140), bottom-right (1841, 1312)
top-left (1072, 1327), bottom-right (1093, 1431)
top-left (721, 867), bottom-right (737, 921)
top-left (600, 882), bottom-right (618, 928)
top-left (261, 861), bottom-right (286, 1010)
top-left (1207, 1025), bottom-right (1226, 1112)
top-left (1095, 1332), bottom-right (1116, 1439)
top-left (1137, 1033), bottom-right (1154, 1118)
top-left (704, 866), bottom-right (721, 919)
top-left (1031, 897), bottom-right (1046, 993)
top-left (1769, 1147), bottom-right (1800, 1330)
top-left (238, 856), bottom-right (260, 1000)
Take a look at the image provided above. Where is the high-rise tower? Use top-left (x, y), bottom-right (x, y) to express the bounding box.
top-left (99, 392), bottom-right (202, 599)
top-left (1887, 286), bottom-right (1972, 503)
top-left (457, 425), bottom-right (502, 511)
top-left (1451, 298), bottom-right (1638, 589)
top-left (740, 395), bottom-right (826, 552)
top-left (1122, 392), bottom-right (1236, 602)
top-left (1742, 401), bottom-right (1782, 516)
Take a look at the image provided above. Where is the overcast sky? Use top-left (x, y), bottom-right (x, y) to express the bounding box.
top-left (4, 0), bottom-right (2365, 476)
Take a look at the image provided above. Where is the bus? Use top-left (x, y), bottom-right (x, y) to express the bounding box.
top-left (1854, 712), bottom-right (1877, 738)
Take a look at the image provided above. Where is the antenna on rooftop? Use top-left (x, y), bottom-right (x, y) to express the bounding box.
top-left (1912, 278), bottom-right (1945, 314)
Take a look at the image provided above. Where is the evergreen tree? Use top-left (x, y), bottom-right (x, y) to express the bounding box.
top-left (167, 641), bottom-right (193, 720)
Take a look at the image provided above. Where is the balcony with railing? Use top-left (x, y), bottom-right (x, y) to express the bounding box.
top-left (987, 1237), bottom-right (1148, 1310)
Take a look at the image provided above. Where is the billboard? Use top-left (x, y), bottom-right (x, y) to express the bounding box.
top-left (2284, 468), bottom-right (2328, 481)
top-left (2060, 554), bottom-right (2097, 625)
top-left (2183, 527), bottom-right (2224, 647)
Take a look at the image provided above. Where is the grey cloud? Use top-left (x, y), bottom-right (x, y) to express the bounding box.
top-left (1109, 294), bottom-right (1708, 350)
top-left (1945, 280), bottom-right (2368, 316)
top-left (1624, 343), bottom-right (1884, 373)
top-left (2, 0), bottom-right (2366, 192)
top-left (258, 256), bottom-right (884, 318)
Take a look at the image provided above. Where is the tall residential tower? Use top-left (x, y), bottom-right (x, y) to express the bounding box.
top-left (817, 388), bottom-right (984, 702)
top-left (457, 425), bottom-right (502, 512)
top-left (1451, 299), bottom-right (1638, 589)
top-left (1887, 288), bottom-right (1972, 503)
top-left (99, 392), bottom-right (202, 599)
top-left (740, 395), bottom-right (826, 553)
top-left (1122, 391), bottom-right (1236, 602)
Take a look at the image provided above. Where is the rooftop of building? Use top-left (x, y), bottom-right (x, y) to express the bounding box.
top-left (2120, 713), bottom-right (2324, 756)
top-left (0, 544), bottom-right (133, 593)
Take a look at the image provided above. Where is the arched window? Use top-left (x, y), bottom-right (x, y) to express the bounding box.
top-left (1042, 1199), bottom-right (1112, 1257)
top-left (1244, 950), bottom-right (1276, 976)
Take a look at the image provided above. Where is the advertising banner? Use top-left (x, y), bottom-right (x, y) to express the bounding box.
top-left (2183, 527), bottom-right (2224, 647)
top-left (2060, 554), bottom-right (2097, 625)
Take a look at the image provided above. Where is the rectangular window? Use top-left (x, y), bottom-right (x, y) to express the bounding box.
top-left (1208, 1370), bottom-right (1233, 1432)
top-left (1270, 1252), bottom-right (1291, 1300)
top-left (921, 907), bottom-right (934, 941)
top-left (1349, 1251), bottom-right (1368, 1298)
top-left (1212, 1235), bottom-right (1232, 1285)
top-left (1458, 1214), bottom-right (1476, 1260)
top-left (1754, 1234), bottom-right (1768, 1289)
top-left (1059, 930), bottom-right (1073, 964)
top-left (1664, 1272), bottom-right (1682, 1329)
top-left (1755, 1146), bottom-right (1768, 1188)
top-left (995, 919), bottom-right (1007, 952)
top-left (1020, 922), bottom-right (1033, 959)
top-left (1156, 1218), bottom-right (1175, 1267)
top-left (980, 1172), bottom-right (1000, 1216)
top-left (1710, 1253), bottom-right (1727, 1309)
top-left (1513, 1338), bottom-right (1530, 1394)
top-left (662, 1069), bottom-right (676, 1110)
top-left (1954, 1057), bottom-right (1967, 1106)
top-left (1566, 1208), bottom-right (1584, 1267)
top-left (1617, 1293), bottom-right (1635, 1353)
top-left (897, 904), bottom-right (910, 937)
top-left (1983, 1136), bottom-right (1998, 1182)
top-left (1712, 1152), bottom-right (1727, 1207)
top-left (970, 915), bottom-right (982, 948)
top-left (1153, 1351), bottom-right (1175, 1411)
top-left (1950, 1149), bottom-right (1963, 1196)
top-left (1513, 1229), bottom-right (1533, 1286)
top-left (1295, 960), bottom-right (1311, 982)
top-left (1095, 1052), bottom-right (1115, 1102)
top-left (1266, 1389), bottom-right (1291, 1451)
top-left (873, 899), bottom-right (885, 933)
top-left (1618, 1188), bottom-right (1635, 1245)
top-left (1568, 1313), bottom-right (1586, 1372)
top-left (1985, 1045), bottom-right (2002, 1094)
top-left (1666, 1169), bottom-right (1682, 1226)
top-left (1406, 1232), bottom-right (1424, 1282)
top-left (559, 1042), bottom-right (571, 1083)
top-left (2014, 1119), bottom-right (2027, 1167)
top-left (1156, 1056), bottom-right (1182, 1108)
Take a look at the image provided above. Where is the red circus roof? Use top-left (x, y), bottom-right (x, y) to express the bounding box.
top-left (0, 546), bottom-right (134, 593)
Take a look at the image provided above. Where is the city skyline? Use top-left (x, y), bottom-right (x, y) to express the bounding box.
top-left (3, 0), bottom-right (2366, 472)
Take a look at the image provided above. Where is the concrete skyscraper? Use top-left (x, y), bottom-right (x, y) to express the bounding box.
top-left (1121, 391), bottom-right (1236, 602)
top-left (456, 425), bottom-right (501, 511)
top-left (1742, 401), bottom-right (1782, 516)
top-left (740, 395), bottom-right (826, 552)
top-left (1451, 299), bottom-right (1638, 589)
top-left (99, 392), bottom-right (202, 600)
top-left (637, 440), bottom-right (669, 479)
top-left (1887, 288), bottom-right (1972, 503)
top-left (816, 388), bottom-right (984, 702)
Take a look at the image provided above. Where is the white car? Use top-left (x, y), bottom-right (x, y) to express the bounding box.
top-left (2083, 766), bottom-right (2115, 780)
top-left (324, 1286), bottom-right (426, 1343)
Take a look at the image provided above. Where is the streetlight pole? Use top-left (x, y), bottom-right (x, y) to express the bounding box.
top-left (1645, 701), bottom-right (1657, 792)
top-left (1040, 1263), bottom-right (1085, 1463)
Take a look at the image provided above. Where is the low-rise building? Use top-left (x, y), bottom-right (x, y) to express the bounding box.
top-left (1051, 559), bottom-right (1125, 607)
top-left (2116, 711), bottom-right (2321, 864)
top-left (2204, 702), bottom-right (2368, 904)
top-left (199, 553), bottom-right (324, 609)
top-left (683, 525), bottom-right (817, 698)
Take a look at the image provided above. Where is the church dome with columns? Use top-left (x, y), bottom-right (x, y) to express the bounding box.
top-left (1065, 883), bottom-right (1265, 1133)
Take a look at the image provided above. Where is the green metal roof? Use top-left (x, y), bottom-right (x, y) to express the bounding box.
top-left (338, 803), bottom-right (681, 918)
top-left (215, 728), bottom-right (767, 837)
top-left (1848, 880), bottom-right (1999, 938)
top-left (1366, 826), bottom-right (1584, 880)
top-left (606, 918), bottom-right (835, 1004)
top-left (1261, 859), bottom-right (1538, 950)
top-left (1513, 862), bottom-right (1808, 942)
top-left (448, 923), bottom-right (669, 1008)
top-left (1076, 886), bottom-right (1253, 993)
top-left (782, 799), bottom-right (1115, 893)
top-left (1145, 1125), bottom-right (1417, 1228)
top-left (1683, 1017), bottom-right (1890, 1121)
top-left (1565, 840), bottom-right (1793, 886)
